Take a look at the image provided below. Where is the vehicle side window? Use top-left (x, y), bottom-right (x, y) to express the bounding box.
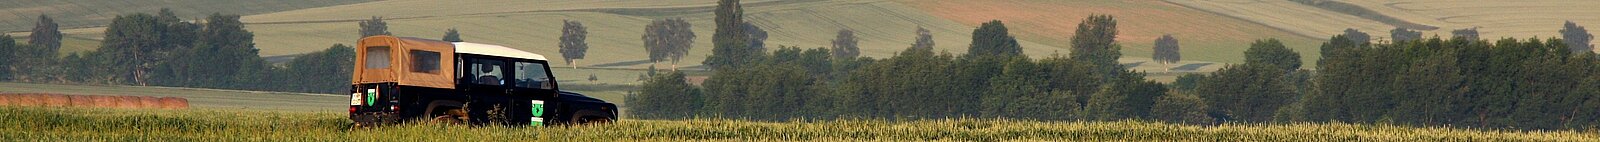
top-left (463, 58), bottom-right (508, 86)
top-left (514, 62), bottom-right (552, 89)
top-left (410, 50), bottom-right (441, 73)
top-left (364, 46), bottom-right (390, 69)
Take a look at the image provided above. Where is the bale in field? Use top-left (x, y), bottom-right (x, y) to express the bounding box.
top-left (90, 96), bottom-right (116, 108)
top-left (15, 94), bottom-right (43, 106)
top-left (138, 96), bottom-right (159, 108)
top-left (68, 95), bottom-right (94, 108)
top-left (0, 94), bottom-right (13, 106)
top-left (41, 94), bottom-right (69, 107)
top-left (158, 97), bottom-right (189, 109)
top-left (115, 96), bottom-right (142, 109)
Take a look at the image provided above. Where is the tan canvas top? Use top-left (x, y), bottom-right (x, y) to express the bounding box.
top-left (353, 36), bottom-right (457, 89)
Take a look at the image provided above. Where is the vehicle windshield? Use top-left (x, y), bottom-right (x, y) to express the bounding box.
top-left (515, 62), bottom-right (552, 89)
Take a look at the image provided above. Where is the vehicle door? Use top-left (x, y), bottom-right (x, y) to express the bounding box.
top-left (509, 60), bottom-right (560, 126)
top-left (458, 55), bottom-right (513, 123)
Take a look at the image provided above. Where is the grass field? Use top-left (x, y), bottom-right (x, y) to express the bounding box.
top-left (0, 0), bottom-right (373, 32)
top-left (3, 107), bottom-right (1595, 141)
top-left (225, 0), bottom-right (1063, 69)
top-left (1168, 0), bottom-right (1600, 52)
top-left (900, 0), bottom-right (1321, 65)
top-left (15, 0), bottom-right (1242, 72)
top-left (1341, 0), bottom-right (1600, 49)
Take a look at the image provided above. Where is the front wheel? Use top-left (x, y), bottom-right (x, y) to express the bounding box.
top-left (570, 110), bottom-right (614, 125)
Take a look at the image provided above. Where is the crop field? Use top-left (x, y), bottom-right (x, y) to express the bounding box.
top-left (0, 67), bottom-right (661, 114)
top-left (3, 107), bottom-right (1595, 141)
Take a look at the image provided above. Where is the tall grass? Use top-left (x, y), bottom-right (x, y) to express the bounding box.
top-left (0, 107), bottom-right (1594, 141)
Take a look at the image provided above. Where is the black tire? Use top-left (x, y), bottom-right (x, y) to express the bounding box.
top-left (424, 101), bottom-right (466, 125)
top-left (570, 110), bottom-right (614, 125)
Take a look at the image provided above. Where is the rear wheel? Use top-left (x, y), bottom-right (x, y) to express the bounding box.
top-left (428, 108), bottom-right (467, 125)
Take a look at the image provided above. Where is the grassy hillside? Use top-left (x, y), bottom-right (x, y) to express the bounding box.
top-left (1168, 0), bottom-right (1600, 52)
top-left (0, 0), bottom-right (373, 32)
top-left (900, 0), bottom-right (1321, 66)
top-left (226, 0), bottom-right (1063, 69)
top-left (4, 107), bottom-right (1595, 141)
top-left (17, 0), bottom-right (1330, 72)
top-left (1341, 0), bottom-right (1600, 50)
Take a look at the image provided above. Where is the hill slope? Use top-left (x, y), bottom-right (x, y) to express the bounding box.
top-left (0, 0), bottom-right (373, 32)
top-left (900, 0), bottom-right (1321, 65)
top-left (1168, 0), bottom-right (1600, 52)
top-left (229, 0), bottom-right (1065, 69)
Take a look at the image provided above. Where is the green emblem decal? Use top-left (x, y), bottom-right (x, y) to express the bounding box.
top-left (531, 100), bottom-right (546, 126)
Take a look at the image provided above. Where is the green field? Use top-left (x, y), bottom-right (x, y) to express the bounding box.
top-left (0, 0), bottom-right (374, 32)
top-left (20, 0), bottom-right (1244, 72)
top-left (3, 107), bottom-right (1594, 141)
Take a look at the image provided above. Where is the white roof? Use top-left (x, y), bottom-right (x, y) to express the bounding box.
top-left (453, 42), bottom-right (547, 60)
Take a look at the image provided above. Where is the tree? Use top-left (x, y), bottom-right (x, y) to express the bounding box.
top-left (279, 44), bottom-right (355, 93)
top-left (1070, 15), bottom-right (1124, 79)
top-left (911, 26), bottom-right (935, 50)
top-left (1243, 38), bottom-right (1301, 71)
top-left (744, 22), bottom-right (768, 52)
top-left (1152, 92), bottom-right (1213, 125)
top-left (831, 29), bottom-right (860, 59)
top-left (969, 20), bottom-right (1022, 58)
top-left (1452, 28), bottom-right (1479, 40)
top-left (1343, 28), bottom-right (1370, 44)
top-left (1391, 27), bottom-right (1422, 42)
top-left (442, 28), bottom-right (462, 42)
top-left (1562, 21), bottom-right (1592, 53)
top-left (101, 13), bottom-right (163, 85)
top-left (642, 18), bottom-right (694, 69)
top-left (29, 15), bottom-right (60, 54)
top-left (559, 20), bottom-right (588, 68)
top-left (1196, 64), bottom-right (1295, 122)
top-left (1152, 34), bottom-right (1180, 67)
top-left (1388, 51), bottom-right (1464, 126)
top-left (628, 71), bottom-right (704, 119)
top-left (704, 0), bottom-right (755, 70)
top-left (359, 16), bottom-right (390, 37)
top-left (1086, 77), bottom-right (1168, 121)
top-left (0, 34), bottom-right (15, 80)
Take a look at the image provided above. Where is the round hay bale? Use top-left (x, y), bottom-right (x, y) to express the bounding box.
top-left (41, 94), bottom-right (69, 107)
top-left (0, 94), bottom-right (14, 106)
top-left (69, 95), bottom-right (94, 108)
top-left (138, 96), bottom-right (160, 108)
top-left (90, 96), bottom-right (116, 108)
top-left (116, 96), bottom-right (141, 109)
top-left (16, 94), bottom-right (42, 106)
top-left (158, 97), bottom-right (189, 109)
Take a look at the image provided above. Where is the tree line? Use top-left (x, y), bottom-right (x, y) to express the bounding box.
top-left (0, 9), bottom-right (354, 94)
top-left (630, 0), bottom-right (1600, 131)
